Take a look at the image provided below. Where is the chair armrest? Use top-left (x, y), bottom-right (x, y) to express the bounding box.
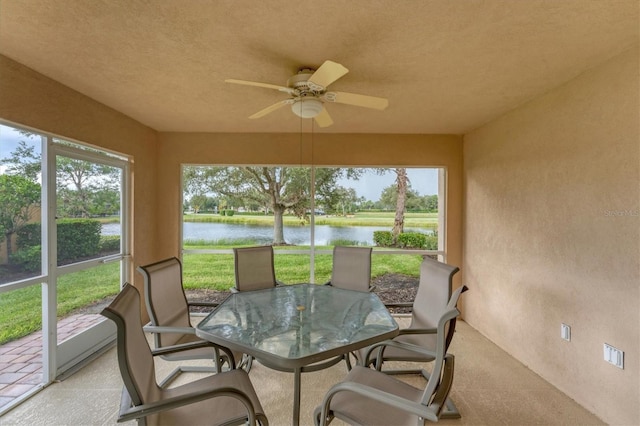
top-left (397, 327), bottom-right (437, 335)
top-left (318, 379), bottom-right (438, 424)
top-left (150, 341), bottom-right (237, 369)
top-left (362, 339), bottom-right (438, 367)
top-left (150, 340), bottom-right (216, 357)
top-left (143, 325), bottom-right (196, 335)
top-left (117, 383), bottom-right (258, 424)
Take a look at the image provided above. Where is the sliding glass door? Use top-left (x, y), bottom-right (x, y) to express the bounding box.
top-left (51, 142), bottom-right (130, 376)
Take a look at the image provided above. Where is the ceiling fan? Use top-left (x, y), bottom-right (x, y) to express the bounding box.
top-left (225, 60), bottom-right (389, 127)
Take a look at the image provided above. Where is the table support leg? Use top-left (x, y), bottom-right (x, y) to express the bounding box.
top-left (293, 367), bottom-right (302, 426)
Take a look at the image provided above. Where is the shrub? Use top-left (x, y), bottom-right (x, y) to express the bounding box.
top-left (57, 219), bottom-right (101, 262)
top-left (424, 234), bottom-right (438, 250)
top-left (99, 235), bottom-right (120, 253)
top-left (225, 210), bottom-right (235, 217)
top-left (16, 223), bottom-right (40, 249)
top-left (373, 231), bottom-right (393, 247)
top-left (397, 232), bottom-right (427, 249)
top-left (10, 245), bottom-right (41, 272)
top-left (16, 219), bottom-right (103, 262)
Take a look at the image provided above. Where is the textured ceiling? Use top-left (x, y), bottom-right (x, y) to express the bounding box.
top-left (0, 0), bottom-right (638, 134)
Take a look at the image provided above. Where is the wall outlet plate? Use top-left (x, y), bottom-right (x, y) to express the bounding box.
top-left (561, 323), bottom-right (571, 341)
top-left (604, 343), bottom-right (624, 369)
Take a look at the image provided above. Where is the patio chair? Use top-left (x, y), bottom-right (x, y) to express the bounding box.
top-left (324, 246), bottom-right (374, 292)
top-left (363, 256), bottom-right (463, 365)
top-left (313, 284), bottom-right (465, 426)
top-left (323, 246), bottom-right (374, 370)
top-left (101, 284), bottom-right (269, 426)
top-left (137, 257), bottom-right (247, 383)
top-left (356, 256), bottom-right (466, 417)
top-left (231, 246), bottom-right (285, 369)
top-left (232, 246), bottom-right (283, 292)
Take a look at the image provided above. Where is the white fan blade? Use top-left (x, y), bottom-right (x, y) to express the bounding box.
top-left (225, 79), bottom-right (294, 94)
top-left (325, 91), bottom-right (389, 110)
top-left (249, 99), bottom-right (293, 119)
top-left (307, 60), bottom-right (349, 90)
top-left (314, 107), bottom-right (333, 128)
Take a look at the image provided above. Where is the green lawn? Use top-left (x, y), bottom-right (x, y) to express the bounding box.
top-left (0, 262), bottom-right (120, 344)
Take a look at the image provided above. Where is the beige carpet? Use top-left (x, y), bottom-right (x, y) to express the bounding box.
top-left (0, 319), bottom-right (603, 426)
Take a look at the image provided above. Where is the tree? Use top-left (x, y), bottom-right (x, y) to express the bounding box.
top-left (1, 140), bottom-right (41, 181)
top-left (2, 139), bottom-right (121, 218)
top-left (183, 166), bottom-right (361, 245)
top-left (0, 175), bottom-right (41, 261)
top-left (189, 194), bottom-right (208, 214)
top-left (423, 194), bottom-right (438, 212)
top-left (392, 168), bottom-right (408, 243)
top-left (56, 157), bottom-right (119, 218)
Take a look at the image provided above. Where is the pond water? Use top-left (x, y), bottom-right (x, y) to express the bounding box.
top-left (102, 222), bottom-right (433, 246)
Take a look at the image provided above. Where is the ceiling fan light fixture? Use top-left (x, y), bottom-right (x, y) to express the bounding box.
top-left (291, 98), bottom-right (323, 118)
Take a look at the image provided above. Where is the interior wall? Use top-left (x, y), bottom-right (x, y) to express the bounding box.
top-left (463, 47), bottom-right (639, 425)
top-left (0, 54), bottom-right (159, 293)
top-left (156, 131), bottom-right (463, 283)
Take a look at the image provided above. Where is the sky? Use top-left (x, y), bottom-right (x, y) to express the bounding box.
top-left (338, 168), bottom-right (439, 201)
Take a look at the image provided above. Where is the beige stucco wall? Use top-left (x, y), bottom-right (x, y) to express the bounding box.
top-left (156, 132), bottom-right (464, 283)
top-left (0, 55), bottom-right (159, 296)
top-left (463, 47), bottom-right (640, 425)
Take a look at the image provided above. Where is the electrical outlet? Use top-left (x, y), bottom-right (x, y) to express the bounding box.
top-left (604, 343), bottom-right (624, 369)
top-left (561, 323), bottom-right (571, 341)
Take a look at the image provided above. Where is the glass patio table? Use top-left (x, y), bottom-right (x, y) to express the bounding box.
top-left (196, 283), bottom-right (399, 426)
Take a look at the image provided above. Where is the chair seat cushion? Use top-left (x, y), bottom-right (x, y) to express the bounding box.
top-left (329, 366), bottom-right (426, 426)
top-left (153, 369), bottom-right (266, 425)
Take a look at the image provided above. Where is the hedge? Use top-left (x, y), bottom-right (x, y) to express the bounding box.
top-left (15, 219), bottom-right (102, 263)
top-left (374, 230), bottom-right (438, 250)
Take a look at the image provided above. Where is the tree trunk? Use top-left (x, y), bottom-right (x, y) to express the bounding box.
top-left (392, 168), bottom-right (407, 245)
top-left (272, 205), bottom-right (286, 245)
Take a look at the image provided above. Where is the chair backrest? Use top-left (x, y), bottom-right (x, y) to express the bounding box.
top-left (411, 257), bottom-right (460, 335)
top-left (137, 257), bottom-right (191, 348)
top-left (420, 284), bottom-right (466, 410)
top-left (233, 246), bottom-right (278, 291)
top-left (101, 283), bottom-right (161, 406)
top-left (330, 246), bottom-right (372, 291)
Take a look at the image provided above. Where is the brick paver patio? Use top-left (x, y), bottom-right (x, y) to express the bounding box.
top-left (0, 314), bottom-right (103, 410)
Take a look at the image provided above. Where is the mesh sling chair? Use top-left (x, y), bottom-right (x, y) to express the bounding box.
top-left (324, 246), bottom-right (374, 370)
top-left (358, 256), bottom-right (467, 418)
top-left (324, 246), bottom-right (374, 292)
top-left (101, 283), bottom-right (269, 426)
top-left (314, 285), bottom-right (466, 426)
top-left (232, 245), bottom-right (283, 292)
top-left (231, 246), bottom-right (283, 370)
top-left (137, 257), bottom-right (247, 384)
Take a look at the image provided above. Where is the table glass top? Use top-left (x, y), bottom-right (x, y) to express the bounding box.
top-left (196, 284), bottom-right (398, 364)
